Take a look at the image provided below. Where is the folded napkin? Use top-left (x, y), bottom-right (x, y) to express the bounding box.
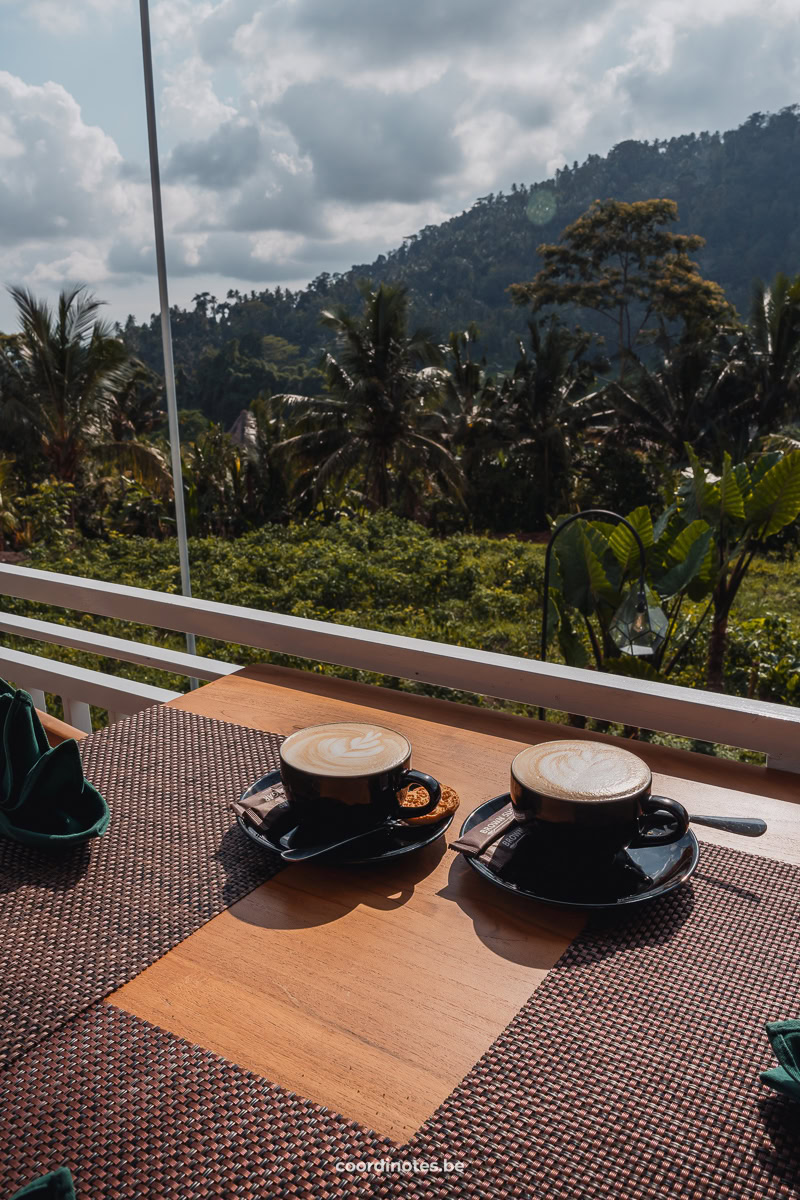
top-left (1, 688), bottom-right (51, 810)
top-left (761, 1020), bottom-right (800, 1102)
top-left (9, 1168), bottom-right (76, 1200)
top-left (0, 681), bottom-right (110, 849)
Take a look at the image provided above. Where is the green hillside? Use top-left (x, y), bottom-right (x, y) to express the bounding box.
top-left (121, 106), bottom-right (800, 421)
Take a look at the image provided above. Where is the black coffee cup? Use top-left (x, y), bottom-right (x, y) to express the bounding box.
top-left (510, 739), bottom-right (689, 866)
top-left (278, 721), bottom-right (441, 837)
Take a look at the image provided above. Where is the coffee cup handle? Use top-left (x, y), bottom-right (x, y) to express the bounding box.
top-left (397, 770), bottom-right (441, 817)
top-left (630, 795), bottom-right (690, 848)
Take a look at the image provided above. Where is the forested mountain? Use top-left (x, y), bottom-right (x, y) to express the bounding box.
top-left (121, 106), bottom-right (800, 421)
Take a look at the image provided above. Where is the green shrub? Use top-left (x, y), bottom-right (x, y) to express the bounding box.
top-left (1, 512), bottom-right (795, 761)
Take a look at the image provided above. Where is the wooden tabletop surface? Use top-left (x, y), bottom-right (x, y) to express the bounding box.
top-left (108, 665), bottom-right (800, 1142)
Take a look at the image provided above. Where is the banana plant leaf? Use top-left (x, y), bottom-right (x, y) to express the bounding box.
top-left (744, 449), bottom-right (800, 536)
top-left (654, 520), bottom-right (714, 599)
top-left (552, 521), bottom-right (618, 617)
top-left (718, 452), bottom-right (746, 520)
top-left (607, 505), bottom-right (654, 574)
top-left (551, 595), bottom-right (591, 669)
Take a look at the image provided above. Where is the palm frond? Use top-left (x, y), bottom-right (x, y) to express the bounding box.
top-left (93, 440), bottom-right (173, 499)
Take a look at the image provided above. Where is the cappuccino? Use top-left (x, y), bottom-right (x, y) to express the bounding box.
top-left (280, 722), bottom-right (410, 778)
top-left (512, 740), bottom-right (651, 802)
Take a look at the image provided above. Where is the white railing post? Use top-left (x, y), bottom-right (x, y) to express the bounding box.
top-left (62, 699), bottom-right (93, 734)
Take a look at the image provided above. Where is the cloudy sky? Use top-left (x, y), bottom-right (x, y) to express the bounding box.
top-left (1, 0), bottom-right (798, 331)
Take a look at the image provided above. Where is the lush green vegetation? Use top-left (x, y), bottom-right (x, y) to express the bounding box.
top-left (1, 514), bottom-right (796, 760)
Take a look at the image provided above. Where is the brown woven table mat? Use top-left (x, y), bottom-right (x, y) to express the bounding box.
top-left (3, 843), bottom-right (800, 1198)
top-left (390, 841), bottom-right (800, 1198)
top-left (0, 1003), bottom-right (391, 1200)
top-left (0, 705), bottom-right (284, 1069)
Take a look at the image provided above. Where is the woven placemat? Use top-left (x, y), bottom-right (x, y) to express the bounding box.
top-left (0, 705), bottom-right (284, 1069)
top-left (385, 841), bottom-right (800, 1198)
top-left (4, 825), bottom-right (800, 1197)
top-left (0, 1003), bottom-right (391, 1200)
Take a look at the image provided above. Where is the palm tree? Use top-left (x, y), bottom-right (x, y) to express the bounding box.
top-left (606, 330), bottom-right (751, 466)
top-left (183, 424), bottom-right (247, 537)
top-left (0, 457), bottom-right (17, 550)
top-left (106, 362), bottom-right (165, 442)
top-left (228, 396), bottom-right (291, 526)
top-left (739, 272), bottom-right (800, 431)
top-left (274, 283), bottom-right (463, 519)
top-left (487, 317), bottom-right (601, 522)
top-left (0, 286), bottom-right (170, 497)
top-left (436, 326), bottom-right (501, 498)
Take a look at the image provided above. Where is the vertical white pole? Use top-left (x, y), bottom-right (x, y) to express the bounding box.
top-left (138, 0), bottom-right (198, 687)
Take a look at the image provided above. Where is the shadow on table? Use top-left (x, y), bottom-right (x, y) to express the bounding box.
top-left (692, 869), bottom-right (764, 904)
top-left (574, 883), bottom-right (697, 961)
top-left (222, 832), bottom-right (448, 930)
top-left (435, 853), bottom-right (696, 970)
top-left (0, 842), bottom-right (92, 896)
top-left (215, 823), bottom-right (284, 908)
top-left (755, 1096), bottom-right (800, 1193)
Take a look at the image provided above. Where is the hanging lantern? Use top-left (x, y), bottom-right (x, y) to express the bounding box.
top-left (608, 586), bottom-right (669, 658)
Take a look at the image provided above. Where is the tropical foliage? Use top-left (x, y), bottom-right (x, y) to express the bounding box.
top-left (0, 286), bottom-right (170, 504)
top-left (548, 446), bottom-right (800, 693)
top-left (3, 110), bottom-right (800, 736)
top-left (273, 283), bottom-right (463, 517)
top-left (509, 199), bottom-right (735, 376)
top-left (2, 514), bottom-right (797, 757)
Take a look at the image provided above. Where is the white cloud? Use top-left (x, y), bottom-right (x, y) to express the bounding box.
top-left (1, 0), bottom-right (799, 329)
top-left (0, 71), bottom-right (128, 241)
top-left (9, 0), bottom-right (128, 34)
top-left (160, 54), bottom-right (237, 137)
top-left (152, 0), bottom-right (214, 46)
top-left (27, 247), bottom-right (111, 288)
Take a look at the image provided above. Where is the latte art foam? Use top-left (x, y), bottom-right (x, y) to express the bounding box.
top-left (512, 740), bottom-right (651, 801)
top-left (280, 722), bottom-right (410, 777)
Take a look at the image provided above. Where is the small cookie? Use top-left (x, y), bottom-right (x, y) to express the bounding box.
top-left (402, 784), bottom-right (460, 826)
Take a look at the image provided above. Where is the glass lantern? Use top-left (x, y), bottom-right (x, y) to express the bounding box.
top-left (608, 587), bottom-right (668, 658)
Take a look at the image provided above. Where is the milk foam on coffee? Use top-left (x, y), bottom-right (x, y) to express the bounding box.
top-left (513, 740), bottom-right (651, 801)
top-left (281, 722), bottom-right (410, 777)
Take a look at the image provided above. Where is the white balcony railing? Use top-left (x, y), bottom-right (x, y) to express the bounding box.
top-left (1, 562), bottom-right (799, 772)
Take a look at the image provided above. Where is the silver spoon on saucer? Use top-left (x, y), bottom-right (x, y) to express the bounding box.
top-left (455, 807), bottom-right (767, 857)
top-left (279, 820), bottom-right (406, 862)
top-left (687, 813), bottom-right (766, 836)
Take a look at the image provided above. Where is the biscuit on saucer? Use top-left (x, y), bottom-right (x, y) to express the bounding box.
top-left (402, 784), bottom-right (460, 825)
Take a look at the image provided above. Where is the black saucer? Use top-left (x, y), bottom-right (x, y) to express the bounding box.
top-left (236, 770), bottom-right (454, 864)
top-left (460, 794), bottom-right (699, 909)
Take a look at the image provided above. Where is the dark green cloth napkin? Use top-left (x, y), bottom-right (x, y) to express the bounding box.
top-left (9, 1168), bottom-right (76, 1200)
top-left (1, 689), bottom-right (51, 810)
top-left (0, 681), bottom-right (109, 849)
top-left (761, 1019), bottom-right (800, 1102)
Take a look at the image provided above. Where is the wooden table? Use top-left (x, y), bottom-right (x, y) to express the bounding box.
top-left (108, 665), bottom-right (800, 1142)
